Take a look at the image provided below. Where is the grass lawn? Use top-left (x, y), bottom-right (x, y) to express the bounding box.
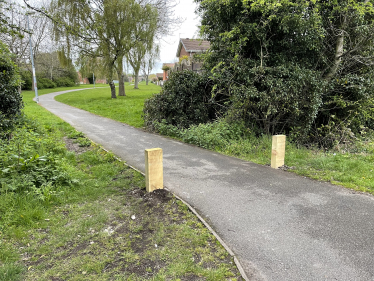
top-left (54, 82), bottom-right (160, 128)
top-left (50, 84), bottom-right (374, 195)
top-left (0, 87), bottom-right (243, 280)
top-left (219, 134), bottom-right (374, 194)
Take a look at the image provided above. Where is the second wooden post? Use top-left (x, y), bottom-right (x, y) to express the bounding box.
top-left (145, 148), bottom-right (163, 192)
top-left (271, 135), bottom-right (286, 169)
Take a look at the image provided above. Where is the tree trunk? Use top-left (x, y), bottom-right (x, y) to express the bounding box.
top-left (324, 16), bottom-right (347, 81)
top-left (325, 33), bottom-right (344, 80)
top-left (146, 75), bottom-right (149, 85)
top-left (134, 69), bottom-right (139, 89)
top-left (117, 56), bottom-right (126, 96)
top-left (109, 80), bottom-right (117, 99)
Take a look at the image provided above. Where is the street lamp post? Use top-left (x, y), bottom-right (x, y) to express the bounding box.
top-left (26, 11), bottom-right (39, 103)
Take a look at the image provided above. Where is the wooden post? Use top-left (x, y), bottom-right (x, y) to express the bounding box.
top-left (145, 148), bottom-right (163, 192)
top-left (271, 135), bottom-right (286, 169)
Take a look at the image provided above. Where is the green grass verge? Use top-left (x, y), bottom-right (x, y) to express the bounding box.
top-left (53, 82), bottom-right (160, 128)
top-left (0, 87), bottom-right (242, 280)
top-left (221, 134), bottom-right (374, 193)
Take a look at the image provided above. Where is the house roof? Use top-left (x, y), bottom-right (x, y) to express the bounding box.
top-left (176, 38), bottom-right (210, 57)
top-left (156, 73), bottom-right (163, 78)
top-left (162, 63), bottom-right (175, 68)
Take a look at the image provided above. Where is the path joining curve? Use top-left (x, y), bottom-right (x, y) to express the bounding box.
top-left (38, 89), bottom-right (374, 280)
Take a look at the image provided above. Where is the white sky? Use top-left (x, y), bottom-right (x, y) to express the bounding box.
top-left (154, 0), bottom-right (201, 74)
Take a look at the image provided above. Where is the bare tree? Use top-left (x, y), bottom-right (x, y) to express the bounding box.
top-left (141, 45), bottom-right (159, 85)
top-left (1, 1), bottom-right (56, 90)
top-left (137, 0), bottom-right (182, 38)
top-left (24, 0), bottom-right (182, 96)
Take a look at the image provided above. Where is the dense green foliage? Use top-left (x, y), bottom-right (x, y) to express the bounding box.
top-left (143, 71), bottom-right (217, 129)
top-left (37, 77), bottom-right (57, 89)
top-left (54, 76), bottom-right (76, 87)
top-left (154, 119), bottom-right (248, 149)
top-left (0, 41), bottom-right (23, 136)
top-left (0, 118), bottom-right (78, 195)
top-left (195, 0), bottom-right (374, 146)
top-left (20, 68), bottom-right (77, 90)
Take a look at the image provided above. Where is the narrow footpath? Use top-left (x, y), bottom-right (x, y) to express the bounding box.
top-left (38, 89), bottom-right (374, 281)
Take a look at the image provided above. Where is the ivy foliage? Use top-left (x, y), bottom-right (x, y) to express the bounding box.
top-left (195, 0), bottom-right (374, 145)
top-left (0, 40), bottom-right (23, 136)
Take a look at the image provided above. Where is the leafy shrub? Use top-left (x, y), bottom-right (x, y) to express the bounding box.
top-left (21, 70), bottom-right (76, 90)
top-left (197, 0), bottom-right (374, 148)
top-left (54, 77), bottom-right (75, 87)
top-left (68, 130), bottom-right (85, 139)
top-left (37, 77), bottom-right (56, 89)
top-left (143, 70), bottom-right (217, 130)
top-left (74, 137), bottom-right (91, 147)
top-left (62, 66), bottom-right (79, 84)
top-left (0, 40), bottom-right (23, 137)
top-left (0, 118), bottom-right (76, 194)
top-left (153, 119), bottom-right (249, 150)
top-left (182, 120), bottom-right (248, 149)
top-left (20, 69), bottom-right (32, 90)
top-left (223, 64), bottom-right (327, 138)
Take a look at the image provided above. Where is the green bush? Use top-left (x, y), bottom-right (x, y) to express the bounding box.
top-left (37, 77), bottom-right (56, 89)
top-left (0, 40), bottom-right (23, 136)
top-left (197, 0), bottom-right (374, 148)
top-left (64, 67), bottom-right (79, 83)
top-left (143, 70), bottom-right (217, 130)
top-left (153, 119), bottom-right (249, 150)
top-left (182, 120), bottom-right (248, 149)
top-left (21, 70), bottom-right (76, 90)
top-left (54, 77), bottom-right (75, 87)
top-left (20, 69), bottom-right (32, 90)
top-left (223, 64), bottom-right (327, 138)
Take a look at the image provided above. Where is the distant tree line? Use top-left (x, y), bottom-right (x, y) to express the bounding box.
top-left (25, 0), bottom-right (180, 98)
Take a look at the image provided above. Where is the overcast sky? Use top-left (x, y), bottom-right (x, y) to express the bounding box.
top-left (154, 0), bottom-right (201, 74)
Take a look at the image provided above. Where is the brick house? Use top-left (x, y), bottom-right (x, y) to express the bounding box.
top-left (176, 38), bottom-right (210, 60)
top-left (160, 39), bottom-right (210, 82)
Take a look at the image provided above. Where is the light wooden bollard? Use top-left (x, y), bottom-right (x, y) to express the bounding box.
top-left (145, 148), bottom-right (163, 192)
top-left (271, 135), bottom-right (286, 169)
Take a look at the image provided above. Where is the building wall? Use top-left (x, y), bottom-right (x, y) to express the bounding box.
top-left (179, 45), bottom-right (191, 59)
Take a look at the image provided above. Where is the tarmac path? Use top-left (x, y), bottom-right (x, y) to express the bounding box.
top-left (38, 88), bottom-right (374, 280)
